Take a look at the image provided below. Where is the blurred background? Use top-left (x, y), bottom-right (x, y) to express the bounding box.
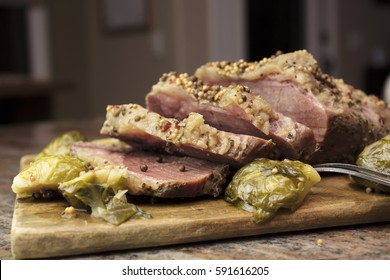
top-left (1, 0), bottom-right (390, 124)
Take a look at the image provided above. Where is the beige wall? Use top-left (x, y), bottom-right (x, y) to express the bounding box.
top-left (172, 0), bottom-right (209, 73)
top-left (50, 0), bottom-right (209, 120)
top-left (85, 0), bottom-right (177, 117)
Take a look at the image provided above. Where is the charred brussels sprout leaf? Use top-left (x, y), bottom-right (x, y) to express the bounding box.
top-left (355, 135), bottom-right (390, 193)
top-left (225, 158), bottom-right (321, 223)
top-left (59, 169), bottom-right (150, 225)
top-left (36, 131), bottom-right (88, 159)
top-left (11, 155), bottom-right (89, 197)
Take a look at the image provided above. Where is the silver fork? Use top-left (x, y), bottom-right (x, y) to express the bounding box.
top-left (313, 163), bottom-right (390, 191)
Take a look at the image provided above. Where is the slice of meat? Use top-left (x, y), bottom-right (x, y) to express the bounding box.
top-left (195, 50), bottom-right (390, 163)
top-left (100, 104), bottom-right (274, 168)
top-left (146, 72), bottom-right (316, 161)
top-left (71, 141), bottom-right (229, 198)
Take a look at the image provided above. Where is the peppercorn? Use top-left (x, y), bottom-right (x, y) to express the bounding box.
top-left (179, 164), bottom-right (186, 172)
top-left (140, 164), bottom-right (148, 172)
top-left (42, 189), bottom-right (56, 199)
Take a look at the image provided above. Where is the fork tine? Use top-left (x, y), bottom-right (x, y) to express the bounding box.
top-left (313, 163), bottom-right (390, 189)
top-left (314, 163), bottom-right (389, 178)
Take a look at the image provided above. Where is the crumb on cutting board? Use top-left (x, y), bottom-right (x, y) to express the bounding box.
top-left (61, 206), bottom-right (78, 219)
top-left (316, 239), bottom-right (324, 247)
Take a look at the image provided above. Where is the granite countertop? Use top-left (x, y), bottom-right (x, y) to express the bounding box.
top-left (1, 119), bottom-right (389, 260)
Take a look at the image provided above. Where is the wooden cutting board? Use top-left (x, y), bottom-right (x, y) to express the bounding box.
top-left (11, 172), bottom-right (390, 259)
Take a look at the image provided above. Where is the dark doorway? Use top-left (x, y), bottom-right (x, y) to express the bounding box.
top-left (246, 0), bottom-right (305, 61)
top-left (0, 6), bottom-right (29, 74)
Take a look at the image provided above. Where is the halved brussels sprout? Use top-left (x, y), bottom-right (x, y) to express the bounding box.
top-left (355, 135), bottom-right (390, 193)
top-left (12, 155), bottom-right (89, 198)
top-left (59, 168), bottom-right (150, 225)
top-left (225, 158), bottom-right (321, 223)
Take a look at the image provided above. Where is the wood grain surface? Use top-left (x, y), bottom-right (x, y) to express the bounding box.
top-left (11, 173), bottom-right (390, 259)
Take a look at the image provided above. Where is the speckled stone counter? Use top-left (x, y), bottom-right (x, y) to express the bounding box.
top-left (1, 119), bottom-right (389, 260)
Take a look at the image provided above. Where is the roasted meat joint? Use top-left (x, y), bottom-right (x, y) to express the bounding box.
top-left (194, 50), bottom-right (390, 163)
top-left (12, 50), bottom-right (390, 225)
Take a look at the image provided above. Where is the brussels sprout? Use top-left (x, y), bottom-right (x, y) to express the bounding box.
top-left (59, 168), bottom-right (150, 225)
top-left (12, 155), bottom-right (89, 198)
top-left (355, 135), bottom-right (390, 193)
top-left (60, 166), bottom-right (130, 192)
top-left (225, 158), bottom-right (321, 223)
top-left (36, 131), bottom-right (87, 159)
